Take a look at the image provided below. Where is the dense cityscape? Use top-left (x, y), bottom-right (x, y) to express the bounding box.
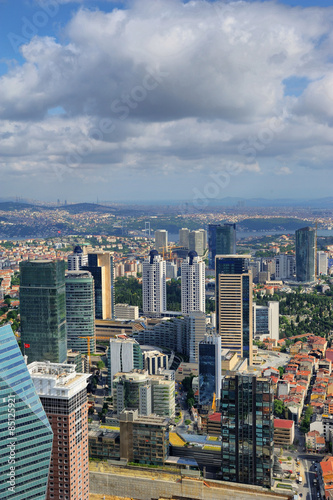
top-left (1, 203), bottom-right (333, 500)
top-left (1, 0), bottom-right (333, 499)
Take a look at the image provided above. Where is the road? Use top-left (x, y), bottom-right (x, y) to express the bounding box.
top-left (298, 455), bottom-right (322, 499)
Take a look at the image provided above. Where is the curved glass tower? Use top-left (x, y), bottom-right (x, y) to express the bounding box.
top-left (0, 324), bottom-right (53, 500)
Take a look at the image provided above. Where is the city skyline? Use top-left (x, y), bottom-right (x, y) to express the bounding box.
top-left (0, 0), bottom-right (332, 202)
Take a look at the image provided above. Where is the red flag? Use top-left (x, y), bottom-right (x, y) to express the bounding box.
top-left (24, 343), bottom-right (30, 348)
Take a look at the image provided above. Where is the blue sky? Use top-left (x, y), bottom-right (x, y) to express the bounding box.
top-left (0, 0), bottom-right (333, 204)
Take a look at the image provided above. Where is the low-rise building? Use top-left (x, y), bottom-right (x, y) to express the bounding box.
top-left (306, 430), bottom-right (326, 453)
top-left (274, 419), bottom-right (295, 446)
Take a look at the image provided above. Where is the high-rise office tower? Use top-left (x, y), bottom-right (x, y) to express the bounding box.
top-left (198, 334), bottom-right (221, 408)
top-left (29, 362), bottom-right (90, 500)
top-left (317, 251), bottom-right (328, 276)
top-left (181, 251), bottom-right (205, 314)
top-left (142, 250), bottom-right (166, 317)
top-left (67, 245), bottom-right (88, 271)
top-left (216, 255), bottom-right (253, 364)
top-left (253, 302), bottom-right (279, 341)
top-left (154, 230), bottom-right (168, 254)
top-left (82, 251), bottom-right (115, 320)
top-left (198, 228), bottom-right (207, 250)
top-left (274, 254), bottom-right (295, 280)
top-left (221, 373), bottom-right (274, 488)
top-left (65, 270), bottom-right (95, 354)
top-left (179, 228), bottom-right (190, 248)
top-left (295, 226), bottom-right (316, 282)
top-left (208, 223), bottom-right (236, 269)
top-left (20, 259), bottom-right (67, 364)
top-left (108, 337), bottom-right (143, 392)
top-left (188, 230), bottom-right (205, 256)
top-left (0, 324), bottom-right (53, 500)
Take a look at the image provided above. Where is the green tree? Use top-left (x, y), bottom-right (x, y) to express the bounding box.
top-left (274, 399), bottom-right (286, 418)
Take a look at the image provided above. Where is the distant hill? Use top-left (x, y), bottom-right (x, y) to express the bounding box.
top-left (0, 202), bottom-right (37, 211)
top-left (55, 203), bottom-right (118, 214)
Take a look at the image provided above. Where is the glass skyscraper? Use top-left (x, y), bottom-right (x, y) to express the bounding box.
top-left (221, 373), bottom-right (274, 488)
top-left (295, 226), bottom-right (316, 282)
top-left (20, 260), bottom-right (67, 363)
top-left (65, 270), bottom-right (95, 354)
top-left (0, 324), bottom-right (53, 499)
top-left (198, 334), bottom-right (221, 407)
top-left (208, 223), bottom-right (236, 269)
top-left (215, 255), bottom-right (253, 364)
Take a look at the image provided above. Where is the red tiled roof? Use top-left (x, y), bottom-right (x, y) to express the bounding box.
top-left (274, 419), bottom-right (294, 429)
top-left (208, 412), bottom-right (222, 422)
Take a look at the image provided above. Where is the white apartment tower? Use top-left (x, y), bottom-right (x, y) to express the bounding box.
top-left (317, 251), bottom-right (328, 276)
top-left (142, 250), bottom-right (166, 317)
top-left (181, 251), bottom-right (205, 315)
top-left (67, 245), bottom-right (88, 271)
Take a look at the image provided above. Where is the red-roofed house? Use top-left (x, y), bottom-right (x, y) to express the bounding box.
top-left (274, 419), bottom-right (295, 446)
top-left (306, 430), bottom-right (326, 452)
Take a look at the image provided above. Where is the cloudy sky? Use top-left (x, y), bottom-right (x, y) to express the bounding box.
top-left (1, 0), bottom-right (333, 204)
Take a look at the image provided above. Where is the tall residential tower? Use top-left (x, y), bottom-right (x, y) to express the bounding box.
top-left (142, 250), bottom-right (166, 317)
top-left (295, 226), bottom-right (316, 282)
top-left (181, 251), bottom-right (205, 314)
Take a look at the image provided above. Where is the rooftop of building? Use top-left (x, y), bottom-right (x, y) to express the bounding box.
top-left (274, 419), bottom-right (294, 429)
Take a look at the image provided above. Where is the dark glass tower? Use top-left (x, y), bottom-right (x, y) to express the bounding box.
top-left (198, 334), bottom-right (221, 407)
top-left (208, 223), bottom-right (236, 269)
top-left (0, 324), bottom-right (53, 499)
top-left (65, 270), bottom-right (95, 354)
top-left (20, 260), bottom-right (67, 363)
top-left (221, 373), bottom-right (274, 488)
top-left (295, 226), bottom-right (316, 282)
top-left (215, 255), bottom-right (252, 364)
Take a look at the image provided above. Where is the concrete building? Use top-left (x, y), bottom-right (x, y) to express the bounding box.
top-left (253, 302), bottom-right (279, 341)
top-left (189, 230), bottom-right (205, 257)
top-left (114, 303), bottom-right (139, 320)
top-left (166, 261), bottom-right (178, 279)
top-left (107, 337), bottom-right (143, 392)
top-left (135, 312), bottom-right (206, 364)
top-left (67, 245), bottom-right (88, 271)
top-left (274, 419), bottom-right (295, 446)
top-left (143, 350), bottom-right (168, 375)
top-left (20, 259), bottom-right (67, 364)
top-left (274, 254), bottom-right (295, 280)
top-left (317, 251), bottom-right (328, 276)
top-left (29, 362), bottom-right (90, 500)
top-left (181, 251), bottom-right (205, 315)
top-left (142, 250), bottom-right (166, 317)
top-left (179, 228), bottom-right (190, 249)
top-left (82, 251), bottom-right (115, 320)
top-left (65, 270), bottom-right (95, 354)
top-left (154, 230), bottom-right (168, 254)
top-left (295, 226), bottom-right (316, 282)
top-left (113, 371), bottom-right (175, 418)
top-left (0, 324), bottom-right (53, 500)
top-left (119, 409), bottom-right (169, 466)
top-left (216, 255), bottom-right (253, 365)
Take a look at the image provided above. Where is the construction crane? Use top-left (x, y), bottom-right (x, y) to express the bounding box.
top-left (212, 393), bottom-right (216, 412)
top-left (79, 336), bottom-right (92, 371)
